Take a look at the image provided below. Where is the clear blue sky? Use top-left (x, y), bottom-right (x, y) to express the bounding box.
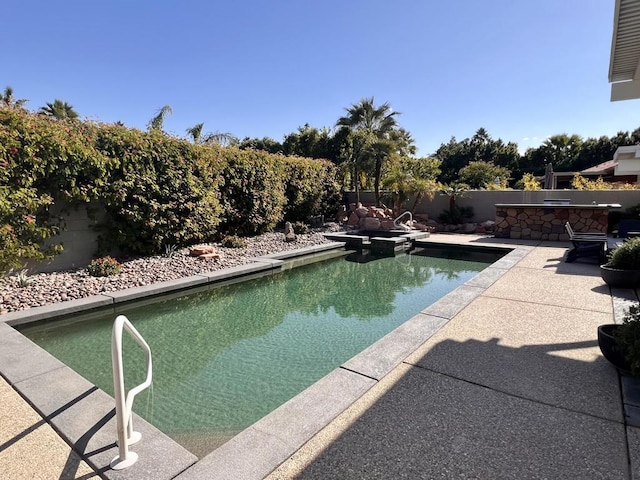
top-left (3, 0), bottom-right (636, 155)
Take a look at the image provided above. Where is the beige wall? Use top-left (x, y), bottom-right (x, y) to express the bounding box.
top-left (347, 190), bottom-right (640, 222)
top-left (29, 204), bottom-right (102, 273)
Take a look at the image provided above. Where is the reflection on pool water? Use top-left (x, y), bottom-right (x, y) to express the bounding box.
top-left (19, 248), bottom-right (500, 457)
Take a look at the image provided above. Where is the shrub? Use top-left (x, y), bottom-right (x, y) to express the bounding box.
top-left (607, 237), bottom-right (640, 270)
top-left (292, 221), bottom-right (309, 234)
top-left (96, 128), bottom-right (223, 254)
top-left (615, 304), bottom-right (640, 376)
top-left (438, 206), bottom-right (474, 224)
top-left (218, 148), bottom-right (286, 235)
top-left (221, 235), bottom-right (247, 248)
top-left (283, 156), bottom-right (341, 222)
top-left (0, 187), bottom-right (62, 275)
top-left (0, 109), bottom-right (341, 264)
top-left (87, 256), bottom-right (121, 276)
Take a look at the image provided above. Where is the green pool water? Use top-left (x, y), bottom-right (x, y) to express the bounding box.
top-left (20, 248), bottom-right (498, 457)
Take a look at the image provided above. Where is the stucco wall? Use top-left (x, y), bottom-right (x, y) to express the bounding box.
top-left (347, 190), bottom-right (640, 222)
top-left (29, 204), bottom-right (102, 273)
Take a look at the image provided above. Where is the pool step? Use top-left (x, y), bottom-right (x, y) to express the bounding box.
top-left (323, 233), bottom-right (370, 248)
top-left (370, 236), bottom-right (409, 254)
top-left (401, 231), bottom-right (430, 241)
top-left (324, 231), bottom-right (429, 251)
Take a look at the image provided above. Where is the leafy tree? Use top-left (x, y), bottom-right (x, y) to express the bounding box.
top-left (458, 160), bottom-right (510, 189)
top-left (39, 99), bottom-right (78, 119)
top-left (382, 156), bottom-right (441, 213)
top-left (282, 124), bottom-right (336, 159)
top-left (0, 86), bottom-right (28, 109)
top-left (337, 97), bottom-right (406, 205)
top-left (147, 104), bottom-right (172, 131)
top-left (435, 128), bottom-right (519, 184)
top-left (237, 136), bottom-right (283, 154)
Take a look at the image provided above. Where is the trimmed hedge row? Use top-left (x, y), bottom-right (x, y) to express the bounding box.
top-left (0, 109), bottom-right (340, 270)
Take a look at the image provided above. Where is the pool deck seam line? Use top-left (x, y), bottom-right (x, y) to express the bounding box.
top-left (338, 366), bottom-right (381, 383)
top-left (477, 292), bottom-right (613, 315)
top-left (402, 360), bottom-right (624, 425)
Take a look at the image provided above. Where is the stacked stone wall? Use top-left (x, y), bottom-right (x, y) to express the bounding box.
top-left (494, 207), bottom-right (608, 240)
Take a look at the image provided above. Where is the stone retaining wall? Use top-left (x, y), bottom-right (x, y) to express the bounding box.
top-left (494, 206), bottom-right (608, 240)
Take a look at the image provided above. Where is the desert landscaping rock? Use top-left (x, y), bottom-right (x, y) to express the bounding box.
top-left (0, 230), bottom-right (333, 314)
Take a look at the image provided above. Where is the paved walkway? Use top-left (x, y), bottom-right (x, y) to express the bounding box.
top-left (1, 236), bottom-right (638, 479)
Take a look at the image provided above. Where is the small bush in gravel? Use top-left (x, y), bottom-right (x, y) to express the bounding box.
top-left (221, 235), bottom-right (247, 248)
top-left (16, 269), bottom-right (31, 288)
top-left (292, 221), bottom-right (309, 234)
top-left (87, 256), bottom-right (121, 277)
top-left (221, 235), bottom-right (247, 249)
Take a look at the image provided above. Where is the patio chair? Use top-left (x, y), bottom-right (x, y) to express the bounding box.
top-left (564, 222), bottom-right (607, 263)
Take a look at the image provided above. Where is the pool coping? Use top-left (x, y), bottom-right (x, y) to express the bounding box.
top-left (0, 239), bottom-right (529, 480)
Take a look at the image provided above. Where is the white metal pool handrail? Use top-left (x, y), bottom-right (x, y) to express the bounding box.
top-left (110, 314), bottom-right (153, 470)
top-left (393, 211), bottom-right (413, 229)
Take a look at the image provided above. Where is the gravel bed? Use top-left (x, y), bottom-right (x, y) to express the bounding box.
top-left (0, 229), bottom-right (340, 314)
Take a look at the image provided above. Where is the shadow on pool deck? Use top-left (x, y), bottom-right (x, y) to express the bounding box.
top-left (288, 337), bottom-right (626, 479)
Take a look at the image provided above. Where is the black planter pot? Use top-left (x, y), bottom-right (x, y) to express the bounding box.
top-left (600, 264), bottom-right (640, 288)
top-left (598, 324), bottom-right (631, 372)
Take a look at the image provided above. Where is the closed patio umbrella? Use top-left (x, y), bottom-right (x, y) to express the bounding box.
top-left (544, 163), bottom-right (554, 189)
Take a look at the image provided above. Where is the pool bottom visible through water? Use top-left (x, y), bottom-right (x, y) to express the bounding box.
top-left (19, 248), bottom-right (501, 458)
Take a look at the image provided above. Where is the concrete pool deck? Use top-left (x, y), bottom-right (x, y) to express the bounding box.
top-left (1, 235), bottom-right (639, 479)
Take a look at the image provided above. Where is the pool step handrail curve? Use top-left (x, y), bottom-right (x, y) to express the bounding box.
top-left (393, 211), bottom-right (413, 229)
top-left (110, 314), bottom-right (153, 470)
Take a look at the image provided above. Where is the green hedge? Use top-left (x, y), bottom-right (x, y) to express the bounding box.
top-left (95, 127), bottom-right (223, 254)
top-left (218, 148), bottom-right (286, 235)
top-left (283, 156), bottom-right (341, 223)
top-left (0, 109), bottom-right (340, 271)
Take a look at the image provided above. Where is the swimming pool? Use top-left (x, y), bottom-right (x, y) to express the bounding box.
top-left (19, 247), bottom-right (502, 458)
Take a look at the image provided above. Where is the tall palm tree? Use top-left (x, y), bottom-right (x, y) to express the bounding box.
top-left (148, 105), bottom-right (172, 131)
top-left (337, 97), bottom-right (401, 205)
top-left (0, 86), bottom-right (28, 109)
top-left (39, 99), bottom-right (78, 119)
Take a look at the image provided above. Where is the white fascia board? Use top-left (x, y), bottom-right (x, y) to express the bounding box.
top-left (611, 80), bottom-right (640, 101)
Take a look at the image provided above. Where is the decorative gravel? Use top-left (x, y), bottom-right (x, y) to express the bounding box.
top-left (0, 229), bottom-right (340, 314)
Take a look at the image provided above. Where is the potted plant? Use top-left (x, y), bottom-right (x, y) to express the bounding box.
top-left (601, 237), bottom-right (640, 288)
top-left (598, 304), bottom-right (640, 375)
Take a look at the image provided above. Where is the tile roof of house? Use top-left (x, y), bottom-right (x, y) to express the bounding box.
top-left (581, 159), bottom-right (617, 175)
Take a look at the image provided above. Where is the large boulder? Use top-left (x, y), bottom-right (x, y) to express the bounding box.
top-left (355, 206), bottom-right (369, 218)
top-left (347, 212), bottom-right (360, 226)
top-left (360, 217), bottom-right (381, 230)
top-left (190, 245), bottom-right (216, 257)
top-left (284, 222), bottom-right (297, 242)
